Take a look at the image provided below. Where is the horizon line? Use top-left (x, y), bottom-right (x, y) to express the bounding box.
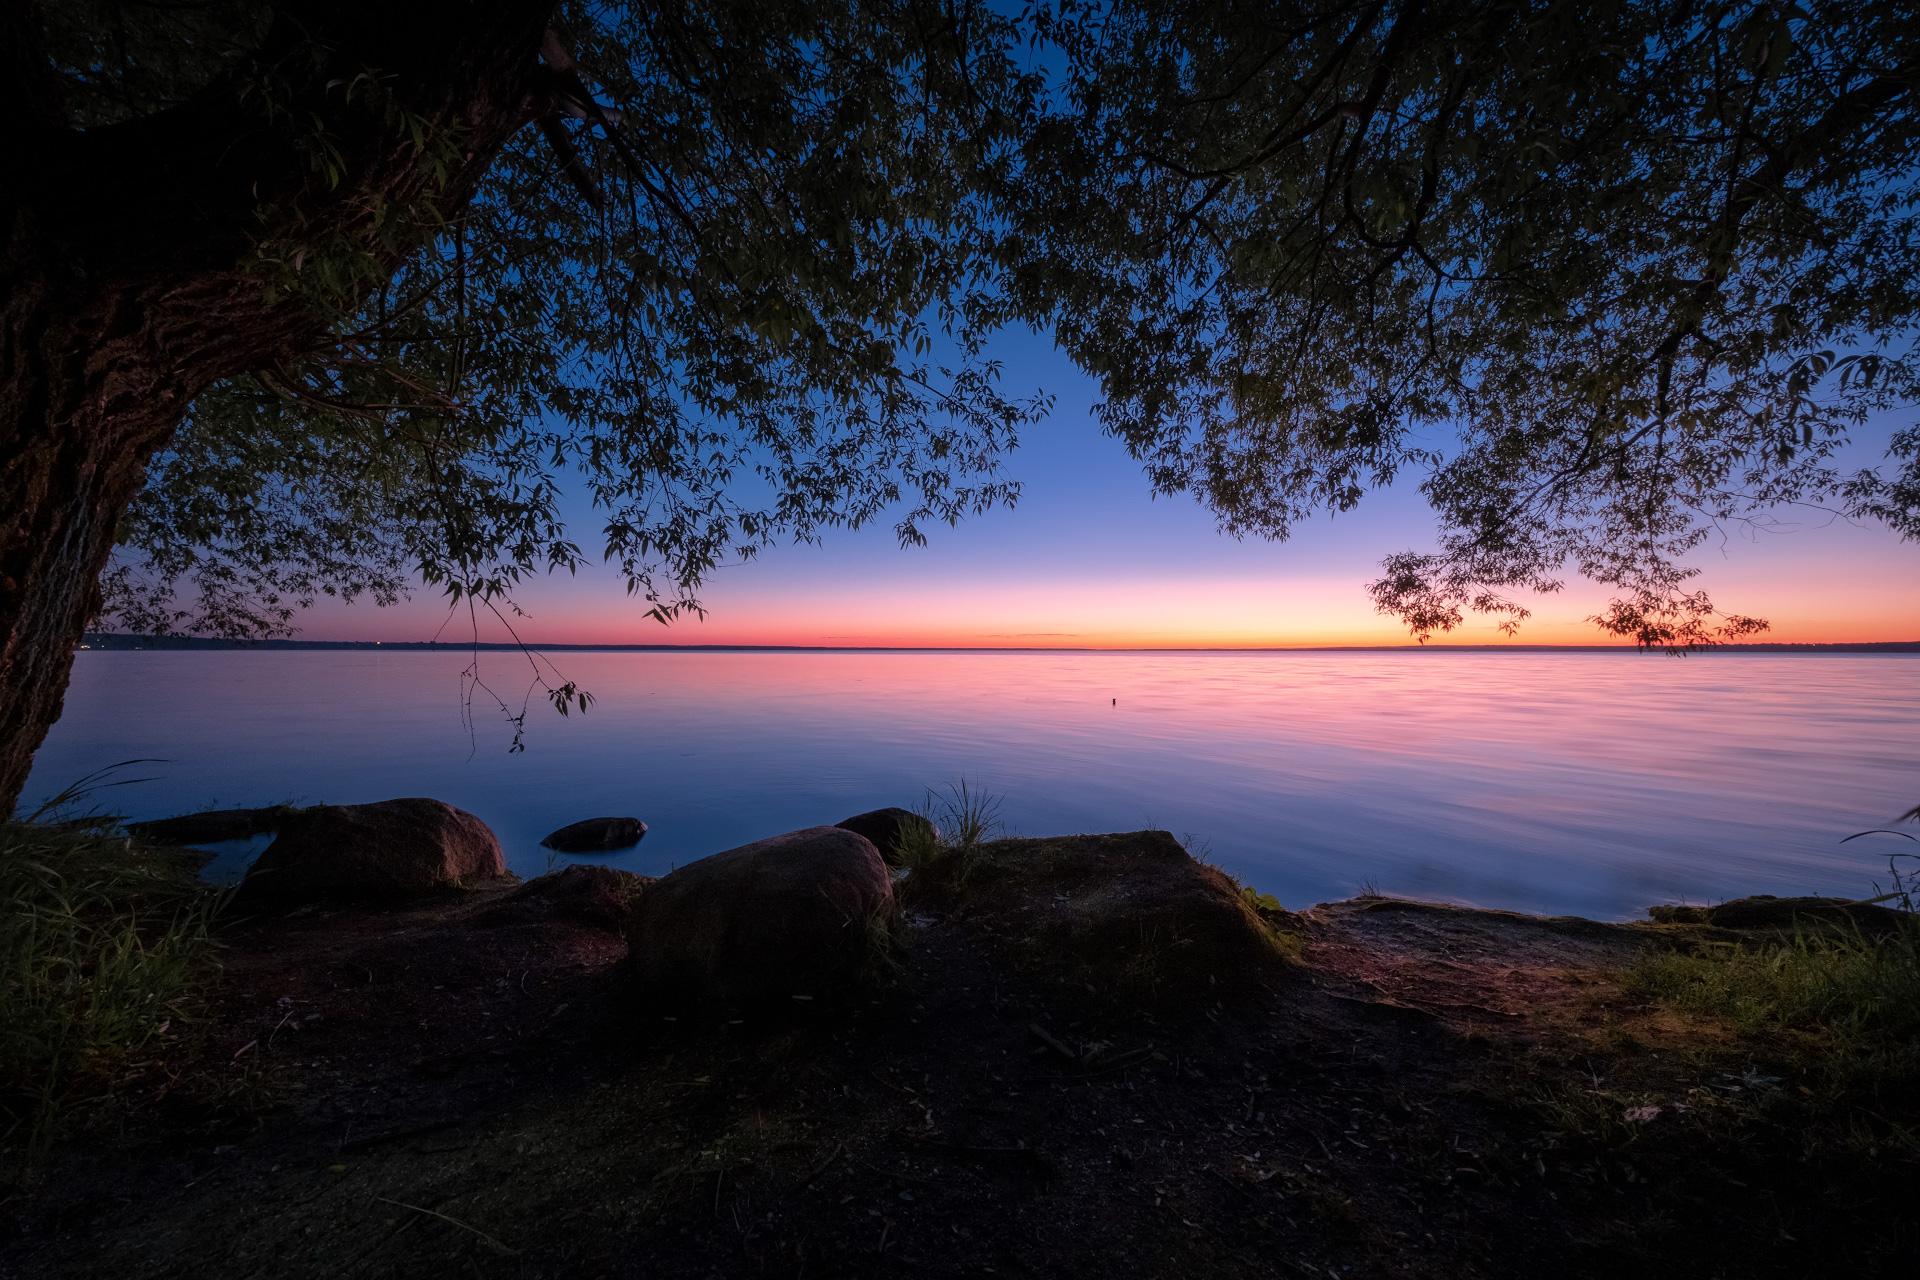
top-left (77, 633), bottom-right (1920, 655)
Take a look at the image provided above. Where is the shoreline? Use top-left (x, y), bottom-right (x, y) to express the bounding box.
top-left (5, 825), bottom-right (1915, 1278)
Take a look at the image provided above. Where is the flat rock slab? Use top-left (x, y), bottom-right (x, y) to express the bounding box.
top-left (236, 798), bottom-right (506, 906)
top-left (1300, 896), bottom-right (1661, 1036)
top-left (540, 816), bottom-right (648, 853)
top-left (901, 829), bottom-right (1286, 1000)
top-left (127, 805), bottom-right (300, 846)
top-left (1649, 894), bottom-right (1907, 934)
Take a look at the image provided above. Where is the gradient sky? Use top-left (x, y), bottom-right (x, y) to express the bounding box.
top-left (290, 334), bottom-right (1920, 648)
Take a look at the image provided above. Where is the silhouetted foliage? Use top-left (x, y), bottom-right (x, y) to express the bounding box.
top-left (8, 1), bottom-right (1920, 807)
top-left (1010, 0), bottom-right (1920, 646)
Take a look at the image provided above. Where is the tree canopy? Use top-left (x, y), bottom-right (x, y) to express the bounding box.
top-left (72, 0), bottom-right (1049, 649)
top-left (1011, 0), bottom-right (1920, 647)
top-left (31, 0), bottom-right (1920, 658)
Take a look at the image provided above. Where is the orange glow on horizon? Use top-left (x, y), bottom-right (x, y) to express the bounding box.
top-left (308, 569), bottom-right (1920, 649)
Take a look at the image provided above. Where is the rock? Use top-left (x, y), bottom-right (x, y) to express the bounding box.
top-left (1649, 894), bottom-right (1907, 934)
top-left (834, 807), bottom-right (937, 866)
top-left (540, 816), bottom-right (648, 853)
top-left (128, 805), bottom-right (299, 846)
top-left (899, 830), bottom-right (1288, 1001)
top-left (480, 865), bottom-right (652, 931)
top-left (627, 826), bottom-right (894, 1005)
top-left (236, 798), bottom-right (506, 905)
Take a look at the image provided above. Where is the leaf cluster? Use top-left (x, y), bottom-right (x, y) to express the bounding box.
top-left (1008, 0), bottom-right (1920, 644)
top-left (89, 0), bottom-right (1052, 638)
top-left (60, 1), bottom-right (1920, 648)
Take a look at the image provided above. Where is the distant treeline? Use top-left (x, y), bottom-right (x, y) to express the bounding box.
top-left (77, 634), bottom-right (1920, 654)
top-left (78, 634), bottom-right (815, 653)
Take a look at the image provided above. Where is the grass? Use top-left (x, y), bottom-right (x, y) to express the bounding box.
top-left (1492, 921), bottom-right (1920, 1274)
top-left (917, 779), bottom-right (1004, 851)
top-left (857, 896), bottom-right (910, 987)
top-left (1624, 916), bottom-right (1920, 1101)
top-left (889, 779), bottom-right (1005, 886)
top-left (1628, 925), bottom-right (1920, 1039)
top-left (1510, 878), bottom-right (1920, 1174)
top-left (1625, 854), bottom-right (1920, 1098)
top-left (1236, 887), bottom-right (1306, 960)
top-left (0, 816), bottom-right (226, 1160)
top-left (889, 814), bottom-right (944, 872)
top-left (1175, 833), bottom-right (1306, 962)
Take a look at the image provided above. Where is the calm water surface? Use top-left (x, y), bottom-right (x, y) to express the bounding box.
top-left (22, 649), bottom-right (1920, 920)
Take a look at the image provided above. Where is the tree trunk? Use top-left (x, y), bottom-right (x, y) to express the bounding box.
top-left (0, 1), bottom-right (553, 814)
top-left (0, 275), bottom-right (318, 813)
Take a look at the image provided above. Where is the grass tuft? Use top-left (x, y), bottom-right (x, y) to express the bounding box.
top-left (889, 812), bottom-right (944, 872)
top-left (1, 818), bottom-right (225, 1160)
top-left (1625, 917), bottom-right (1920, 1099)
top-left (917, 779), bottom-right (1004, 850)
top-left (857, 897), bottom-right (910, 988)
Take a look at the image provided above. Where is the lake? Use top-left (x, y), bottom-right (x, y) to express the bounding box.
top-left (20, 648), bottom-right (1920, 921)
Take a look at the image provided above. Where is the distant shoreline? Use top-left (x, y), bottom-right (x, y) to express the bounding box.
top-left (77, 633), bottom-right (1920, 655)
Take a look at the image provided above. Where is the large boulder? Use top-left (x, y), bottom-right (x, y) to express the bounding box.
top-left (540, 816), bottom-right (648, 853)
top-left (235, 798), bottom-right (506, 905)
top-left (900, 830), bottom-right (1289, 1001)
top-left (834, 807), bottom-right (937, 866)
top-left (627, 826), bottom-right (894, 1005)
top-left (479, 864), bottom-right (652, 932)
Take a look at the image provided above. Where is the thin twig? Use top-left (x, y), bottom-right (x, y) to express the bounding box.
top-left (1027, 1022), bottom-right (1079, 1065)
top-left (803, 1139), bottom-right (847, 1185)
top-left (373, 1197), bottom-right (519, 1256)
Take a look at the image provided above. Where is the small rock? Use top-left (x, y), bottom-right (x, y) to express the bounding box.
top-left (236, 798), bottom-right (506, 906)
top-left (834, 807), bottom-right (938, 866)
top-left (628, 826), bottom-right (894, 1005)
top-left (540, 816), bottom-right (648, 853)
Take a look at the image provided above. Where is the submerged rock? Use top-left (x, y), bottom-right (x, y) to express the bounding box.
top-left (540, 816), bottom-right (648, 853)
top-left (627, 825), bottom-right (893, 1005)
top-left (1649, 894), bottom-right (1907, 933)
top-left (129, 805), bottom-right (299, 846)
top-left (900, 830), bottom-right (1289, 1001)
top-left (480, 864), bottom-right (652, 931)
top-left (834, 807), bottom-right (938, 866)
top-left (236, 798), bottom-right (506, 905)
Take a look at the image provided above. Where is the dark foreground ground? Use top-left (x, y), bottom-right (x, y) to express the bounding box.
top-left (3, 834), bottom-right (1916, 1279)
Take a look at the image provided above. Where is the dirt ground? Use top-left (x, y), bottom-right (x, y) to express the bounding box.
top-left (3, 836), bottom-right (1916, 1279)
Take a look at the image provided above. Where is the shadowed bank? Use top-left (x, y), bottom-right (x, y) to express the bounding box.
top-left (3, 813), bottom-right (1915, 1278)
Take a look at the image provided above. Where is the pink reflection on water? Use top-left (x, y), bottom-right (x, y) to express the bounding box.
top-left (26, 649), bottom-right (1920, 920)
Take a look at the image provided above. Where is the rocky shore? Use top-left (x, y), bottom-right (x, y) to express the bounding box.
top-left (3, 801), bottom-right (1915, 1278)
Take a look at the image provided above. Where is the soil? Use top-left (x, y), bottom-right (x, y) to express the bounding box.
top-left (3, 835), bottom-right (1916, 1279)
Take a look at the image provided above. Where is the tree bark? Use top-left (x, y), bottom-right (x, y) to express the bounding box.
top-left (0, 1), bottom-right (553, 813)
top-left (0, 274), bottom-right (316, 812)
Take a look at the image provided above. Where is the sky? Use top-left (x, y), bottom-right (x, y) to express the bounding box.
top-left (289, 336), bottom-right (1920, 649)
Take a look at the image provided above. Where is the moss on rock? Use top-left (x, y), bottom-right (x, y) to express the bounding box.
top-left (900, 829), bottom-right (1289, 1001)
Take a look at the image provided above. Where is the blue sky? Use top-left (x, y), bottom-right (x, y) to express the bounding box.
top-left (292, 334), bottom-right (1920, 647)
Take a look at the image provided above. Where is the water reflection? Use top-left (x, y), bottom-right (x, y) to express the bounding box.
top-left (24, 649), bottom-right (1920, 920)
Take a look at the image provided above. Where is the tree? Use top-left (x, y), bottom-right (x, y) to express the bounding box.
top-left (8, 1), bottom-right (1920, 816)
top-left (1, 0), bottom-right (1045, 811)
top-left (1009, 0), bottom-right (1920, 645)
